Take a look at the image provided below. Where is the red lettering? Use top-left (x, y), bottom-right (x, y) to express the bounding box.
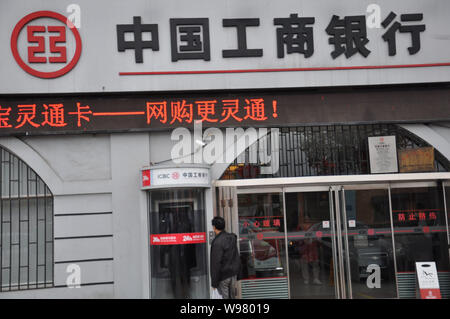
top-left (48, 26), bottom-right (67, 63)
top-left (0, 106), bottom-right (12, 128)
top-left (170, 100), bottom-right (193, 124)
top-left (27, 26), bottom-right (46, 63)
top-left (68, 103), bottom-right (92, 127)
top-left (196, 100), bottom-right (218, 123)
top-left (15, 104), bottom-right (40, 128)
top-left (42, 104), bottom-right (67, 127)
top-left (220, 99), bottom-right (242, 123)
top-left (146, 102), bottom-right (167, 124)
top-left (244, 98), bottom-right (268, 121)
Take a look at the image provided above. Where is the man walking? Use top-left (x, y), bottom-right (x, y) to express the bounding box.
top-left (210, 216), bottom-right (241, 299)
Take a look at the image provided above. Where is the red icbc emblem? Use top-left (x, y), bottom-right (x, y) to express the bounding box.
top-left (171, 172), bottom-right (180, 179)
top-left (11, 11), bottom-right (82, 79)
top-left (142, 169), bottom-right (151, 187)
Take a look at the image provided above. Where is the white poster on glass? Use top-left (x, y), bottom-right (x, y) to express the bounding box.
top-left (368, 136), bottom-right (398, 174)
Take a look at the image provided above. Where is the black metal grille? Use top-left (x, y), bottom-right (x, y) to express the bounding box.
top-left (0, 147), bottom-right (53, 291)
top-left (221, 124), bottom-right (450, 180)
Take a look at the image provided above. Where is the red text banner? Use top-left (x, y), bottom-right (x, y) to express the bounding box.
top-left (0, 86), bottom-right (449, 136)
top-left (150, 232), bottom-right (207, 245)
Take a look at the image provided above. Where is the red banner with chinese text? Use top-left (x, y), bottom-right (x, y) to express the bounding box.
top-left (150, 232), bottom-right (206, 245)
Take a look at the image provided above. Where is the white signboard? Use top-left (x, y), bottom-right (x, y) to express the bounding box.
top-left (141, 166), bottom-right (210, 189)
top-left (416, 262), bottom-right (441, 299)
top-left (1, 0), bottom-right (450, 94)
top-left (368, 136), bottom-right (398, 174)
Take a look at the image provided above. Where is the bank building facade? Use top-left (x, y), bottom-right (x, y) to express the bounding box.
top-left (0, 0), bottom-right (449, 299)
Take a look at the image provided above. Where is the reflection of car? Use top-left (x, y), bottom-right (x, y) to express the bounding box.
top-left (352, 246), bottom-right (390, 281)
top-left (238, 218), bottom-right (284, 277)
top-left (346, 222), bottom-right (392, 282)
top-left (288, 221), bottom-right (393, 282)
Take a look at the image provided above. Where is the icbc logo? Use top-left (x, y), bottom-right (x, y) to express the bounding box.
top-left (11, 11), bottom-right (82, 79)
top-left (172, 172), bottom-right (180, 179)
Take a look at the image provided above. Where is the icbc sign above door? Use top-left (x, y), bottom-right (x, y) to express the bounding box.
top-left (141, 165), bottom-right (210, 190)
top-left (10, 10), bottom-right (82, 79)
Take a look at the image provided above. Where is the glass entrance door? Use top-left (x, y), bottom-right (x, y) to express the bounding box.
top-left (236, 189), bottom-right (289, 299)
top-left (234, 184), bottom-right (398, 299)
top-left (285, 187), bottom-right (337, 299)
top-left (390, 182), bottom-right (450, 298)
top-left (148, 189), bottom-right (209, 299)
top-left (284, 185), bottom-right (397, 299)
top-left (333, 185), bottom-right (397, 299)
top-left (229, 181), bottom-right (450, 299)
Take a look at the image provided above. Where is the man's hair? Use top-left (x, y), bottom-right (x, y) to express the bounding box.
top-left (212, 216), bottom-right (225, 231)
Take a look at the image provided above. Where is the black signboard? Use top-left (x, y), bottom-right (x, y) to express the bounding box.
top-left (0, 85), bottom-right (449, 136)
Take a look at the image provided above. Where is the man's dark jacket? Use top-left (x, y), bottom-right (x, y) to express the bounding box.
top-left (210, 230), bottom-right (241, 288)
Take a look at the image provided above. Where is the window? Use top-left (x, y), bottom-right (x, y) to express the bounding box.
top-left (221, 124), bottom-right (450, 179)
top-left (0, 147), bottom-right (53, 291)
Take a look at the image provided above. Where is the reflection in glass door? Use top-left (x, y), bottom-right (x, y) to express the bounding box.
top-left (237, 191), bottom-right (289, 299)
top-left (338, 186), bottom-right (397, 299)
top-left (285, 188), bottom-right (337, 299)
top-left (149, 189), bottom-right (209, 299)
top-left (230, 181), bottom-right (450, 299)
top-left (391, 184), bottom-right (450, 298)
top-left (285, 186), bottom-right (397, 299)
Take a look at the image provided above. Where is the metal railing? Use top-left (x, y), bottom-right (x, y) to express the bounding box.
top-left (221, 124), bottom-right (450, 180)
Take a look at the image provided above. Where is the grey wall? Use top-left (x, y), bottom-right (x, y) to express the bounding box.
top-left (0, 133), bottom-right (151, 298)
top-left (110, 133), bottom-right (150, 298)
top-left (0, 131), bottom-right (218, 299)
top-left (0, 134), bottom-right (114, 298)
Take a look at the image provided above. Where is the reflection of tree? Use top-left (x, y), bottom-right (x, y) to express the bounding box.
top-left (291, 126), bottom-right (367, 176)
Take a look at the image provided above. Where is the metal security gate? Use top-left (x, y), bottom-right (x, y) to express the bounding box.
top-left (0, 147), bottom-right (54, 291)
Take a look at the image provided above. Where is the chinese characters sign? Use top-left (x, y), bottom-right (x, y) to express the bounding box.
top-left (399, 147), bottom-right (435, 173)
top-left (368, 136), bottom-right (399, 174)
top-left (394, 209), bottom-right (439, 223)
top-left (141, 166), bottom-right (210, 189)
top-left (1, 87), bottom-right (450, 135)
top-left (241, 216), bottom-right (283, 231)
top-left (0, 96), bottom-right (278, 135)
top-left (2, 0), bottom-right (450, 94)
top-left (392, 208), bottom-right (446, 236)
top-left (116, 12), bottom-right (425, 63)
top-left (150, 232), bottom-right (206, 245)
